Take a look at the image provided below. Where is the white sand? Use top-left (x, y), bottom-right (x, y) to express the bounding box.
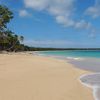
top-left (0, 53), bottom-right (93, 100)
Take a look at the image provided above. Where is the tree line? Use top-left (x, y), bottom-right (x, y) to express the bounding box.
top-left (0, 5), bottom-right (25, 52)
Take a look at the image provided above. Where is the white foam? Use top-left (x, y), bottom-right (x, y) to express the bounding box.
top-left (66, 57), bottom-right (84, 61)
top-left (79, 73), bottom-right (100, 100)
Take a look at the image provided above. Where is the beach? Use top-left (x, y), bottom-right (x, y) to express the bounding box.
top-left (0, 53), bottom-right (93, 100)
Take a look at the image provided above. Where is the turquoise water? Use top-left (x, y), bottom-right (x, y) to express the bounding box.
top-left (40, 50), bottom-right (100, 58)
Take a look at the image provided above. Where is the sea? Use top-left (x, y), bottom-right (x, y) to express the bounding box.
top-left (39, 50), bottom-right (100, 100)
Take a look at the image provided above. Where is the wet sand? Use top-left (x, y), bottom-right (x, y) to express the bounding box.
top-left (68, 57), bottom-right (100, 100)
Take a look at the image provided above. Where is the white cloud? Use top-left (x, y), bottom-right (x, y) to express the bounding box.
top-left (23, 39), bottom-right (100, 48)
top-left (85, 0), bottom-right (100, 18)
top-left (23, 0), bottom-right (99, 39)
top-left (56, 16), bottom-right (75, 27)
top-left (75, 20), bottom-right (91, 30)
top-left (23, 40), bottom-right (73, 47)
top-left (23, 0), bottom-right (91, 30)
top-left (19, 9), bottom-right (31, 17)
top-left (24, 0), bottom-right (49, 11)
top-left (86, 7), bottom-right (100, 18)
top-left (88, 29), bottom-right (96, 38)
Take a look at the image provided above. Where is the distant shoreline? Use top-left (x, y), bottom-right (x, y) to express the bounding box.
top-left (2, 47), bottom-right (100, 52)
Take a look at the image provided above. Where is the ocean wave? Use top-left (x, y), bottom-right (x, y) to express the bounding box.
top-left (79, 73), bottom-right (100, 100)
top-left (66, 57), bottom-right (84, 61)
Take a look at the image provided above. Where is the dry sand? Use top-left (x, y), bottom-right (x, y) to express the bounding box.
top-left (0, 53), bottom-right (93, 100)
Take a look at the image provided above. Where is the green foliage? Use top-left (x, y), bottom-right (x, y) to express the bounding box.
top-left (0, 5), bottom-right (25, 52)
top-left (0, 5), bottom-right (13, 30)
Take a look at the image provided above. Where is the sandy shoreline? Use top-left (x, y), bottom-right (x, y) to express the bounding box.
top-left (0, 53), bottom-right (93, 100)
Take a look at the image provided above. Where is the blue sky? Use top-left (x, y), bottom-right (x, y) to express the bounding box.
top-left (1, 0), bottom-right (100, 48)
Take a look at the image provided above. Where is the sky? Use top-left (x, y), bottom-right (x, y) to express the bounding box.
top-left (0, 0), bottom-right (100, 48)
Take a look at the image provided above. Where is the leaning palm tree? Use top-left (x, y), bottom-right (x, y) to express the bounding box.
top-left (6, 33), bottom-right (24, 51)
top-left (0, 5), bottom-right (25, 52)
top-left (6, 34), bottom-right (19, 51)
top-left (0, 31), bottom-right (8, 50)
top-left (0, 5), bottom-right (13, 30)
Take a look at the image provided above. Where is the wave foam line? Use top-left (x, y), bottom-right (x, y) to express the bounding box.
top-left (79, 73), bottom-right (100, 100)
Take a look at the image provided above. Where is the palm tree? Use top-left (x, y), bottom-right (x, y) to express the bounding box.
top-left (0, 5), bottom-right (13, 30)
top-left (0, 5), bottom-right (25, 52)
top-left (0, 5), bottom-right (13, 51)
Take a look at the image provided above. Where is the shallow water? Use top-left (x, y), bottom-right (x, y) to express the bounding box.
top-left (69, 58), bottom-right (100, 72)
top-left (65, 58), bottom-right (100, 100)
top-left (68, 57), bottom-right (100, 100)
top-left (39, 50), bottom-right (100, 58)
top-left (80, 73), bottom-right (100, 100)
